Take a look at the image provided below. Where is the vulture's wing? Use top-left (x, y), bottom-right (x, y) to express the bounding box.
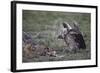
top-left (74, 33), bottom-right (86, 49)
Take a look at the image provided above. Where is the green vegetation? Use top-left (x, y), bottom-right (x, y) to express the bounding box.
top-left (22, 10), bottom-right (91, 62)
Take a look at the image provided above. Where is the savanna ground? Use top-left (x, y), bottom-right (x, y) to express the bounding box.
top-left (22, 10), bottom-right (91, 63)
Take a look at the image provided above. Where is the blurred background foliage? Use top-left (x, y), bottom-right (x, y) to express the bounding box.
top-left (23, 10), bottom-right (91, 62)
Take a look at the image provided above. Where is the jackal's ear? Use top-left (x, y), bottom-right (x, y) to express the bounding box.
top-left (73, 21), bottom-right (80, 31)
top-left (63, 22), bottom-right (72, 30)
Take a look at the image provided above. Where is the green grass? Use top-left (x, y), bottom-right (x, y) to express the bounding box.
top-left (22, 10), bottom-right (91, 63)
